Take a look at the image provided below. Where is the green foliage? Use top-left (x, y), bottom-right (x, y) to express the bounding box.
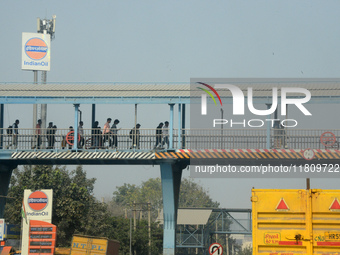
top-left (4, 165), bottom-right (164, 253)
top-left (105, 217), bottom-right (163, 254)
top-left (5, 167), bottom-right (219, 253)
top-left (238, 244), bottom-right (252, 255)
top-left (4, 165), bottom-right (98, 246)
top-left (113, 177), bottom-right (219, 211)
top-left (179, 178), bottom-right (220, 208)
top-left (111, 177), bottom-right (220, 253)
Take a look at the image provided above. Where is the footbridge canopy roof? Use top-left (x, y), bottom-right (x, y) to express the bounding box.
top-left (1, 79), bottom-right (339, 104)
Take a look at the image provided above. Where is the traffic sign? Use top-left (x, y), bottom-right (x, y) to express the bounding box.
top-left (320, 132), bottom-right (336, 147)
top-left (66, 131), bottom-right (81, 146)
top-left (302, 148), bottom-right (315, 160)
top-left (209, 243), bottom-right (223, 255)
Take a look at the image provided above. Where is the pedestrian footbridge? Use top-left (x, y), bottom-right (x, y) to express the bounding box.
top-left (1, 80), bottom-right (340, 255)
top-left (1, 127), bottom-right (339, 165)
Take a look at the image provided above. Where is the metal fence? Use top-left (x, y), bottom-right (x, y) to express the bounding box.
top-left (182, 129), bottom-right (267, 149)
top-left (0, 128), bottom-right (169, 151)
top-left (0, 128), bottom-right (339, 151)
top-left (183, 128), bottom-right (340, 150)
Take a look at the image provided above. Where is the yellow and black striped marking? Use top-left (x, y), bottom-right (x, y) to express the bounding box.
top-left (154, 149), bottom-right (340, 160)
top-left (11, 149), bottom-right (340, 161)
top-left (12, 151), bottom-right (155, 160)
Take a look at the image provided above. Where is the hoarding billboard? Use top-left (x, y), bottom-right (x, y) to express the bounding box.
top-left (22, 32), bottom-right (51, 71)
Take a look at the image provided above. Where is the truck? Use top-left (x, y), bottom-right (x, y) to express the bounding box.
top-left (252, 189), bottom-right (340, 255)
top-left (70, 235), bottom-right (120, 255)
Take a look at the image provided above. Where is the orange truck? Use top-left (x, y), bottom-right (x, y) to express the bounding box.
top-left (252, 189), bottom-right (340, 255)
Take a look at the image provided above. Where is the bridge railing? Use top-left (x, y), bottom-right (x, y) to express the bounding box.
top-left (0, 128), bottom-right (339, 151)
top-left (181, 128), bottom-right (267, 149)
top-left (0, 128), bottom-right (172, 150)
top-left (182, 128), bottom-right (340, 150)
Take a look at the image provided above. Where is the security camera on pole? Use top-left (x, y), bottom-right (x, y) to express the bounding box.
top-left (22, 15), bottom-right (56, 147)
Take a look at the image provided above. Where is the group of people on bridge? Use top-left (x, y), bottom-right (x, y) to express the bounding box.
top-left (34, 119), bottom-right (58, 149)
top-left (88, 118), bottom-right (170, 150)
top-left (4, 118), bottom-right (170, 150)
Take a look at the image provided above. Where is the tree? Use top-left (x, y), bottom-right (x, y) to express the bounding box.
top-left (105, 216), bottom-right (163, 255)
top-left (4, 165), bottom-right (163, 253)
top-left (179, 178), bottom-right (220, 208)
top-left (113, 177), bottom-right (220, 219)
top-left (4, 165), bottom-right (103, 246)
top-left (238, 244), bottom-right (252, 255)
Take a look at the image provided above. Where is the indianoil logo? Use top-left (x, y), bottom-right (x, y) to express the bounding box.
top-left (27, 191), bottom-right (48, 211)
top-left (25, 38), bottom-right (48, 60)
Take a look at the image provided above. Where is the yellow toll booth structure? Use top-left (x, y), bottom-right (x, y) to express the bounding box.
top-left (251, 189), bottom-right (340, 255)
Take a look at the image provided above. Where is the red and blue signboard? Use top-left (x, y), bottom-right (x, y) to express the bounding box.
top-left (25, 38), bottom-right (48, 60)
top-left (28, 191), bottom-right (48, 211)
top-left (22, 32), bottom-right (51, 71)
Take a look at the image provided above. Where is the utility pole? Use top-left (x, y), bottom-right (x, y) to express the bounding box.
top-left (33, 71), bottom-right (38, 131)
top-left (133, 202), bottom-right (137, 255)
top-left (131, 202), bottom-right (152, 255)
top-left (133, 201), bottom-right (136, 231)
top-left (148, 202), bottom-right (151, 255)
top-left (130, 210), bottom-right (132, 255)
top-left (35, 16), bottom-right (56, 144)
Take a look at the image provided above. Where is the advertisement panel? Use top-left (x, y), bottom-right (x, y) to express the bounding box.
top-left (6, 224), bottom-right (20, 239)
top-left (21, 189), bottom-right (53, 255)
top-left (22, 32), bottom-right (51, 71)
top-left (0, 219), bottom-right (5, 241)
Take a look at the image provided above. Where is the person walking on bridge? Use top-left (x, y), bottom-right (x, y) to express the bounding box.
top-left (13, 119), bottom-right (19, 149)
top-left (111, 119), bottom-right (120, 149)
top-left (34, 119), bottom-right (42, 149)
top-left (92, 121), bottom-right (101, 148)
top-left (78, 121), bottom-right (84, 148)
top-left (7, 119), bottom-right (19, 149)
top-left (46, 122), bottom-right (54, 149)
top-left (130, 123), bottom-right (141, 149)
top-left (155, 122), bottom-right (164, 148)
top-left (162, 121), bottom-right (169, 148)
top-left (103, 118), bottom-right (112, 148)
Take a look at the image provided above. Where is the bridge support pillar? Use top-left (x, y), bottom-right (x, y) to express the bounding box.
top-left (266, 103), bottom-right (271, 149)
top-left (0, 104), bottom-right (3, 149)
top-left (160, 162), bottom-right (185, 255)
top-left (0, 164), bottom-right (16, 218)
top-left (169, 104), bottom-right (175, 150)
top-left (177, 104), bottom-right (181, 149)
top-left (73, 104), bottom-right (80, 150)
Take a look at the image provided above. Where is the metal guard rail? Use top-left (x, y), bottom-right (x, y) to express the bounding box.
top-left (0, 128), bottom-right (339, 151)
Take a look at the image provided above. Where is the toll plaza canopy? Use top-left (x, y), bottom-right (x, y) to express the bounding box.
top-left (1, 78), bottom-right (340, 105)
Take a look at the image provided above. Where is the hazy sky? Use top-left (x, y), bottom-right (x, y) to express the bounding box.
top-left (1, 1), bottom-right (340, 208)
